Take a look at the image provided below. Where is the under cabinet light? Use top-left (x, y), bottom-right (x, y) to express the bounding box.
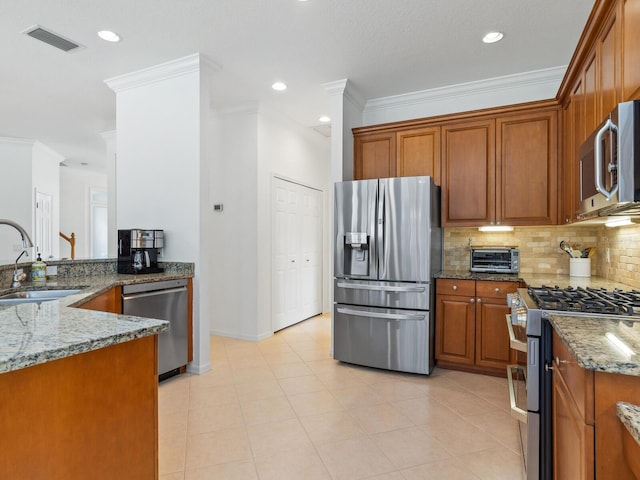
top-left (478, 226), bottom-right (514, 232)
top-left (605, 216), bottom-right (635, 227)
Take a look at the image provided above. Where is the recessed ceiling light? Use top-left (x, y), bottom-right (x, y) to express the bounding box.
top-left (271, 81), bottom-right (287, 91)
top-left (482, 31), bottom-right (504, 44)
top-left (318, 116), bottom-right (330, 123)
top-left (97, 30), bottom-right (120, 42)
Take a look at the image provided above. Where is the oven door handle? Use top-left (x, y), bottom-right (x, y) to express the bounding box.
top-left (506, 314), bottom-right (527, 353)
top-left (507, 364), bottom-right (528, 424)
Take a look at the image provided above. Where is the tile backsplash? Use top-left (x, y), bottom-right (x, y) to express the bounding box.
top-left (444, 224), bottom-right (640, 289)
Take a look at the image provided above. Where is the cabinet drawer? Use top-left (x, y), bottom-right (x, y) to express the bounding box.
top-left (553, 330), bottom-right (594, 424)
top-left (476, 281), bottom-right (518, 300)
top-left (436, 279), bottom-right (475, 296)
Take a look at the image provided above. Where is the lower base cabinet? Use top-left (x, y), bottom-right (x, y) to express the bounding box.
top-left (435, 278), bottom-right (519, 376)
top-left (552, 329), bottom-right (640, 479)
top-left (0, 336), bottom-right (159, 480)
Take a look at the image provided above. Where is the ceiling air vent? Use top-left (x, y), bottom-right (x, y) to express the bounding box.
top-left (22, 25), bottom-right (83, 52)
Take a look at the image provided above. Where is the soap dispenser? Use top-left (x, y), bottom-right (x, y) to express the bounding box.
top-left (31, 252), bottom-right (47, 283)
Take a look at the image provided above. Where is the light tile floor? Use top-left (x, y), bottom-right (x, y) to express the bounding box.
top-left (159, 314), bottom-right (526, 480)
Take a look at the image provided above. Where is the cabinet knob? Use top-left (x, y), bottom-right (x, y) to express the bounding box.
top-left (494, 287), bottom-right (500, 293)
top-left (555, 356), bottom-right (567, 365)
top-left (452, 285), bottom-right (458, 291)
top-left (470, 298), bottom-right (475, 303)
top-left (477, 298), bottom-right (482, 303)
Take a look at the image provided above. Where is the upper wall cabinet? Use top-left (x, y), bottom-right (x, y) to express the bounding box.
top-left (354, 126), bottom-right (441, 183)
top-left (354, 131), bottom-right (396, 180)
top-left (441, 119), bottom-right (495, 226)
top-left (623, 0), bottom-right (640, 100)
top-left (395, 126), bottom-right (441, 183)
top-left (441, 109), bottom-right (558, 227)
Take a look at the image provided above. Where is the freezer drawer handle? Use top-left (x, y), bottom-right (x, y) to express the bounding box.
top-left (336, 306), bottom-right (425, 321)
top-left (336, 282), bottom-right (426, 293)
top-left (505, 314), bottom-right (527, 353)
top-left (507, 364), bottom-right (528, 424)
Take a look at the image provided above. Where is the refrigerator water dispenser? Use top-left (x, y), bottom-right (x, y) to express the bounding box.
top-left (344, 232), bottom-right (369, 276)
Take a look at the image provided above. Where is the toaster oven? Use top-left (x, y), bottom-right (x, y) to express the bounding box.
top-left (470, 247), bottom-right (519, 273)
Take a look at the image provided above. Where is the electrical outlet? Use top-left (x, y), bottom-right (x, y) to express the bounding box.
top-left (606, 248), bottom-right (611, 263)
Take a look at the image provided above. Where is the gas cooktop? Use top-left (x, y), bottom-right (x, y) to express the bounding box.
top-left (528, 285), bottom-right (640, 316)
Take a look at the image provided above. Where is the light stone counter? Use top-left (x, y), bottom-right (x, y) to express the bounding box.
top-left (548, 314), bottom-right (640, 376)
top-left (617, 402), bottom-right (640, 447)
top-left (0, 268), bottom-right (193, 374)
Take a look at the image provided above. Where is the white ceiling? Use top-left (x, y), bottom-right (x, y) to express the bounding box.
top-left (1, 0), bottom-right (595, 172)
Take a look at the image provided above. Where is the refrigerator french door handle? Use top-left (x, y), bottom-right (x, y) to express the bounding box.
top-left (377, 180), bottom-right (386, 279)
top-left (336, 282), bottom-right (426, 293)
top-left (336, 306), bottom-right (426, 321)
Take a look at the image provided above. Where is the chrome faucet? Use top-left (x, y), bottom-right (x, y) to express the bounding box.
top-left (12, 250), bottom-right (27, 288)
top-left (1, 219), bottom-right (34, 288)
top-left (0, 219), bottom-right (34, 249)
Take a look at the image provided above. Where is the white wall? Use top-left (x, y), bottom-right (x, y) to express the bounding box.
top-left (107, 53), bottom-right (213, 374)
top-left (208, 103), bottom-right (331, 340)
top-left (257, 106), bottom-right (331, 334)
top-left (208, 107), bottom-right (260, 340)
top-left (0, 138), bottom-right (34, 263)
top-left (59, 168), bottom-right (107, 259)
top-left (32, 141), bottom-right (63, 259)
top-left (361, 67), bottom-right (566, 126)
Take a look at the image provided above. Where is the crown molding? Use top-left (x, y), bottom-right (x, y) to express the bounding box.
top-left (105, 53), bottom-right (222, 93)
top-left (364, 66), bottom-right (567, 115)
top-left (0, 136), bottom-right (35, 146)
top-left (324, 78), bottom-right (364, 111)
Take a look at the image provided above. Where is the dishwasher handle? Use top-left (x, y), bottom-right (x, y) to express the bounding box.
top-left (122, 286), bottom-right (187, 301)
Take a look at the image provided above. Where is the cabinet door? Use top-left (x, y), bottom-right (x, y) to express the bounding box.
top-left (435, 294), bottom-right (475, 366)
top-left (496, 110), bottom-right (558, 225)
top-left (441, 120), bottom-right (495, 226)
top-left (623, 0), bottom-right (640, 100)
top-left (354, 132), bottom-right (396, 180)
top-left (474, 297), bottom-right (512, 370)
top-left (78, 286), bottom-right (122, 314)
top-left (584, 50), bottom-right (598, 135)
top-left (599, 9), bottom-right (620, 118)
top-left (396, 126), bottom-right (440, 184)
top-left (553, 366), bottom-right (595, 480)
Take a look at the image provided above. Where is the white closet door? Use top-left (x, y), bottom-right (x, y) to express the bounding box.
top-left (299, 187), bottom-right (322, 320)
top-left (272, 177), bottom-right (322, 332)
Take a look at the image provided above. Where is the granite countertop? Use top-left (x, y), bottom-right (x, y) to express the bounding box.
top-left (435, 270), bottom-right (524, 282)
top-left (0, 269), bottom-right (193, 375)
top-left (617, 402), bottom-right (640, 446)
top-left (548, 313), bottom-right (640, 376)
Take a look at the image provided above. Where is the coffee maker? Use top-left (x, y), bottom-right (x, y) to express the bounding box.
top-left (117, 229), bottom-right (164, 274)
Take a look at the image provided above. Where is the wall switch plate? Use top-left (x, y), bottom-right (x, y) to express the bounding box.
top-left (606, 248), bottom-right (611, 263)
top-left (213, 204), bottom-right (224, 212)
top-left (45, 265), bottom-right (58, 276)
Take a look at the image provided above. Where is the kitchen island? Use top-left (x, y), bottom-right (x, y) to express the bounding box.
top-left (0, 265), bottom-right (192, 480)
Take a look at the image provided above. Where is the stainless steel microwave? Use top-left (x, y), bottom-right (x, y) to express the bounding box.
top-left (470, 247), bottom-right (519, 273)
top-left (578, 100), bottom-right (640, 219)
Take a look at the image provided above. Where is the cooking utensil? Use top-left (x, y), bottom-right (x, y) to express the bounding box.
top-left (560, 241), bottom-right (577, 257)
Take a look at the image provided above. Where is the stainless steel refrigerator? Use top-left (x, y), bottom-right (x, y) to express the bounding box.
top-left (333, 176), bottom-right (442, 375)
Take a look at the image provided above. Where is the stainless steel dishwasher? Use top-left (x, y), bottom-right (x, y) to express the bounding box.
top-left (122, 278), bottom-right (188, 380)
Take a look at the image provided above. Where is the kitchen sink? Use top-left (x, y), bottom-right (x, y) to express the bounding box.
top-left (0, 289), bottom-right (83, 305)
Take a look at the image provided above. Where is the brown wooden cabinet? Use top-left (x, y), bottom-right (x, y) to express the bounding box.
top-left (77, 285), bottom-right (122, 313)
top-left (496, 110), bottom-right (558, 226)
top-left (622, 0), bottom-right (640, 100)
top-left (441, 119), bottom-right (495, 226)
top-left (552, 329), bottom-right (595, 480)
top-left (354, 131), bottom-right (396, 180)
top-left (395, 126), bottom-right (441, 182)
top-left (441, 109), bottom-right (558, 226)
top-left (552, 328), bottom-right (640, 479)
top-left (354, 126), bottom-right (440, 182)
top-left (0, 335), bottom-right (159, 479)
top-left (435, 278), bottom-right (518, 376)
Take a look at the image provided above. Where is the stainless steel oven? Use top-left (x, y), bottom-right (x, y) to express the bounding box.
top-left (506, 289), bottom-right (554, 480)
